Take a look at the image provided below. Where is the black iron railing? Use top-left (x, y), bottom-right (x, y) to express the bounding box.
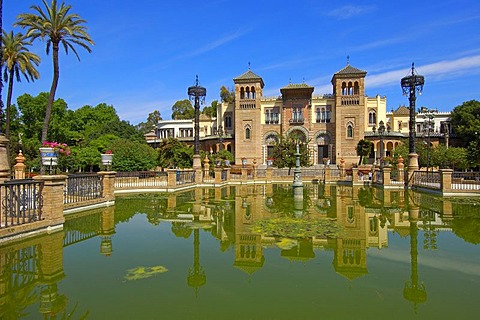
top-left (1, 179), bottom-right (44, 228)
top-left (64, 173), bottom-right (103, 204)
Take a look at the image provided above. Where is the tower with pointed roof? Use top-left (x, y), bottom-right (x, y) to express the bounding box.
top-left (233, 68), bottom-right (265, 163)
top-left (331, 62), bottom-right (368, 165)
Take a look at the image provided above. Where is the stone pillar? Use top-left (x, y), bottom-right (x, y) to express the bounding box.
top-left (225, 168), bottom-right (231, 182)
top-left (100, 206), bottom-right (115, 256)
top-left (0, 134), bottom-right (10, 183)
top-left (241, 168), bottom-right (248, 181)
top-left (203, 156), bottom-right (210, 182)
top-left (214, 167), bottom-right (222, 183)
top-left (407, 153), bottom-right (419, 187)
top-left (440, 169), bottom-right (453, 194)
top-left (167, 169), bottom-right (177, 188)
top-left (352, 168), bottom-right (359, 184)
top-left (252, 159), bottom-right (257, 179)
top-left (39, 230), bottom-right (65, 283)
top-left (99, 171), bottom-right (116, 202)
top-left (324, 167), bottom-right (332, 182)
top-left (14, 150), bottom-right (26, 179)
top-left (33, 175), bottom-right (67, 226)
top-left (195, 168), bottom-right (203, 184)
top-left (266, 167), bottom-right (273, 181)
top-left (383, 167), bottom-right (391, 186)
top-left (397, 155), bottom-right (405, 184)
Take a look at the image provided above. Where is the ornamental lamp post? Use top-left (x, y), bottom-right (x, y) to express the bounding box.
top-left (401, 63), bottom-right (424, 177)
top-left (188, 75), bottom-right (207, 169)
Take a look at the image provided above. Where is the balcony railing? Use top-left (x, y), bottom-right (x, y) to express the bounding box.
top-left (289, 118), bottom-right (304, 125)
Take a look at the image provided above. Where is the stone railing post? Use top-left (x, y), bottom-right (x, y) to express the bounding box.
top-left (352, 168), bottom-right (359, 184)
top-left (252, 159), bottom-right (258, 179)
top-left (383, 167), bottom-right (391, 186)
top-left (214, 167), bottom-right (222, 183)
top-left (440, 169), bottom-right (453, 194)
top-left (167, 169), bottom-right (177, 188)
top-left (241, 168), bottom-right (248, 181)
top-left (98, 171), bottom-right (116, 202)
top-left (14, 150), bottom-right (26, 179)
top-left (195, 168), bottom-right (203, 184)
top-left (324, 167), bottom-right (332, 182)
top-left (33, 175), bottom-right (67, 226)
top-left (266, 167), bottom-right (273, 181)
top-left (225, 168), bottom-right (231, 182)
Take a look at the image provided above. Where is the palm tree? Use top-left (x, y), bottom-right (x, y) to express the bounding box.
top-left (15, 0), bottom-right (94, 143)
top-left (2, 30), bottom-right (40, 138)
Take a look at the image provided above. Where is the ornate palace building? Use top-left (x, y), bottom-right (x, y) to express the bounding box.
top-left (146, 62), bottom-right (453, 167)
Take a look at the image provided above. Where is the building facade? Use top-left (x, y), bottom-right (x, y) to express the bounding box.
top-left (146, 62), bottom-right (452, 167)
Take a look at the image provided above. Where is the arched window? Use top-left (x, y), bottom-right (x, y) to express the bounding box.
top-left (251, 86), bottom-right (256, 99)
top-left (368, 110), bottom-right (376, 125)
top-left (245, 87), bottom-right (250, 99)
top-left (354, 81), bottom-right (359, 95)
top-left (342, 82), bottom-right (347, 95)
top-left (240, 87), bottom-right (245, 99)
top-left (346, 122), bottom-right (354, 138)
top-left (245, 126), bottom-right (251, 140)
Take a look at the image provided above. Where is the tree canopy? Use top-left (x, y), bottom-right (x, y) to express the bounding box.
top-left (271, 136), bottom-right (310, 169)
top-left (171, 99), bottom-right (194, 120)
top-left (220, 86), bottom-right (235, 103)
top-left (450, 100), bottom-right (480, 167)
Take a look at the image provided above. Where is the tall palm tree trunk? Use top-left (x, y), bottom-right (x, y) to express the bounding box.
top-left (5, 68), bottom-right (14, 139)
top-left (41, 41), bottom-right (60, 143)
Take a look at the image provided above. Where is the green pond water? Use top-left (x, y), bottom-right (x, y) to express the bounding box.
top-left (1, 184), bottom-right (480, 319)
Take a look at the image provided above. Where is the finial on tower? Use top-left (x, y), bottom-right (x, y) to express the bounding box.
top-left (248, 61), bottom-right (251, 70)
top-left (347, 55), bottom-right (350, 65)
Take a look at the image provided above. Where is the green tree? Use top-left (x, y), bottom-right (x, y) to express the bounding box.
top-left (16, 0), bottom-right (94, 143)
top-left (271, 136), bottom-right (310, 171)
top-left (202, 100), bottom-right (217, 118)
top-left (1, 30), bottom-right (40, 139)
top-left (450, 100), bottom-right (480, 167)
top-left (136, 110), bottom-right (162, 135)
top-left (220, 86), bottom-right (235, 103)
top-left (110, 139), bottom-right (157, 171)
top-left (171, 99), bottom-right (194, 120)
top-left (157, 138), bottom-right (193, 169)
top-left (356, 139), bottom-right (373, 165)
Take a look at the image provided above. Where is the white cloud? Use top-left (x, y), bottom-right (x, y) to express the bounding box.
top-left (366, 55), bottom-right (480, 88)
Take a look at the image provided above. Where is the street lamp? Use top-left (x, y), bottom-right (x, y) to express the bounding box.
top-left (401, 63), bottom-right (424, 173)
top-left (188, 75), bottom-right (207, 169)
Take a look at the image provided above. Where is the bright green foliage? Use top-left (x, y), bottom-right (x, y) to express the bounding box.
top-left (171, 99), bottom-right (194, 120)
top-left (136, 110), bottom-right (162, 135)
top-left (88, 134), bottom-right (120, 153)
top-left (111, 139), bottom-right (157, 171)
top-left (356, 139), bottom-right (373, 165)
top-left (271, 136), bottom-right (310, 169)
top-left (220, 86), bottom-right (235, 103)
top-left (157, 138), bottom-right (193, 169)
top-left (2, 30), bottom-right (41, 139)
top-left (450, 100), bottom-right (480, 167)
top-left (15, 0), bottom-right (94, 142)
top-left (202, 100), bottom-right (217, 118)
top-left (70, 146), bottom-right (100, 172)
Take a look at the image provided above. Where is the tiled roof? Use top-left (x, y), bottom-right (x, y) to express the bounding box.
top-left (393, 106), bottom-right (410, 116)
top-left (335, 64), bottom-right (367, 76)
top-left (234, 69), bottom-right (263, 81)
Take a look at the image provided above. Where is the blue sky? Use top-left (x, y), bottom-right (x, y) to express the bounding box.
top-left (3, 0), bottom-right (480, 124)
